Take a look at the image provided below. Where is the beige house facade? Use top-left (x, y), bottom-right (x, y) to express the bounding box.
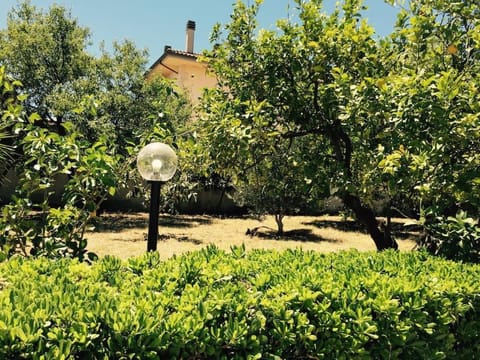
top-left (145, 21), bottom-right (239, 214)
top-left (146, 20), bottom-right (217, 104)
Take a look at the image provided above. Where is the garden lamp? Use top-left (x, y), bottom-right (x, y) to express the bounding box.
top-left (137, 142), bottom-right (177, 252)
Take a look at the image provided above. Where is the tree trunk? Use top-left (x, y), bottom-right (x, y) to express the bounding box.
top-left (275, 213), bottom-right (284, 236)
top-left (309, 90), bottom-right (398, 251)
top-left (342, 193), bottom-right (398, 251)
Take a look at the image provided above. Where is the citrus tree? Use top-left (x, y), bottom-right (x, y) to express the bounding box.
top-left (377, 0), bottom-right (480, 260)
top-left (195, 0), bottom-right (399, 249)
top-left (235, 135), bottom-right (327, 234)
top-left (194, 0), bottom-right (479, 254)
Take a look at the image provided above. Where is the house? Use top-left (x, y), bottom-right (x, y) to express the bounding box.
top-left (145, 21), bottom-right (240, 214)
top-left (146, 20), bottom-right (217, 104)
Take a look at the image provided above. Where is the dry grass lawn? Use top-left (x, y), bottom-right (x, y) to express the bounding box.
top-left (85, 213), bottom-right (419, 260)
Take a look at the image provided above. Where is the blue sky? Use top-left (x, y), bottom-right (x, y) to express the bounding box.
top-left (0, 0), bottom-right (399, 65)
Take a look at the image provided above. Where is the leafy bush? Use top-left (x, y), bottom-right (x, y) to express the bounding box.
top-left (0, 64), bottom-right (119, 262)
top-left (420, 211), bottom-right (480, 263)
top-left (0, 117), bottom-right (118, 262)
top-left (0, 248), bottom-right (479, 359)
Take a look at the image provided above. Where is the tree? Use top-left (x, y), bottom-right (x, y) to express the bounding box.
top-left (376, 0), bottom-right (480, 260)
top-left (380, 0), bottom-right (480, 216)
top-left (236, 135), bottom-right (326, 234)
top-left (0, 1), bottom-right (192, 213)
top-left (0, 1), bottom-right (191, 154)
top-left (0, 2), bottom-right (193, 260)
top-left (194, 0), bottom-right (479, 254)
top-left (195, 0), bottom-right (399, 249)
top-left (0, 1), bottom-right (91, 133)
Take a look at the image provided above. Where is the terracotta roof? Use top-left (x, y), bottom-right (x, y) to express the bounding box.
top-left (166, 48), bottom-right (199, 58)
top-left (148, 46), bottom-right (199, 72)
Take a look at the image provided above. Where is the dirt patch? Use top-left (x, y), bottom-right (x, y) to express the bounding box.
top-left (85, 213), bottom-right (419, 260)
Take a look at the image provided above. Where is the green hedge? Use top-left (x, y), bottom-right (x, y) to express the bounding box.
top-left (0, 247), bottom-right (479, 359)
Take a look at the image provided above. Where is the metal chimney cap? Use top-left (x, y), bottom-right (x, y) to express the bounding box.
top-left (186, 20), bottom-right (196, 30)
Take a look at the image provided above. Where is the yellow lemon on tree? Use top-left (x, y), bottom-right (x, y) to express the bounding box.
top-left (447, 44), bottom-right (458, 55)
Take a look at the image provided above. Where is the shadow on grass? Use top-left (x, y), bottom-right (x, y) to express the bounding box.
top-left (91, 214), bottom-right (147, 232)
top-left (304, 219), bottom-right (422, 241)
top-left (158, 215), bottom-right (213, 228)
top-left (96, 231), bottom-right (203, 245)
top-left (158, 233), bottom-right (203, 245)
top-left (303, 219), bottom-right (365, 232)
top-left (249, 228), bottom-right (339, 243)
top-left (90, 213), bottom-right (212, 232)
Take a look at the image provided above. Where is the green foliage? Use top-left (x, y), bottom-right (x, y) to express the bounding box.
top-left (377, 0), bottom-right (480, 217)
top-left (0, 0), bottom-right (193, 220)
top-left (0, 66), bottom-right (20, 182)
top-left (193, 0), bottom-right (402, 248)
top-left (0, 1), bottom-right (191, 155)
top-left (74, 42), bottom-right (191, 154)
top-left (235, 136), bottom-right (324, 233)
top-left (191, 0), bottom-right (479, 251)
top-left (374, 0), bottom-right (480, 260)
top-left (0, 1), bottom-right (91, 121)
top-left (0, 121), bottom-right (13, 176)
top-left (0, 249), bottom-right (479, 358)
top-left (0, 96), bottom-right (120, 262)
top-left (421, 211), bottom-right (480, 263)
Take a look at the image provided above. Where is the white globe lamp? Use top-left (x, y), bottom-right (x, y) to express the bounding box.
top-left (137, 142), bottom-right (178, 252)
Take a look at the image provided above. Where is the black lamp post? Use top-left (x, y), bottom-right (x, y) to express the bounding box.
top-left (137, 142), bottom-right (177, 252)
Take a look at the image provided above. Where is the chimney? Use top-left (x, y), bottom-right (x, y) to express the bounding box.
top-left (185, 20), bottom-right (195, 53)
